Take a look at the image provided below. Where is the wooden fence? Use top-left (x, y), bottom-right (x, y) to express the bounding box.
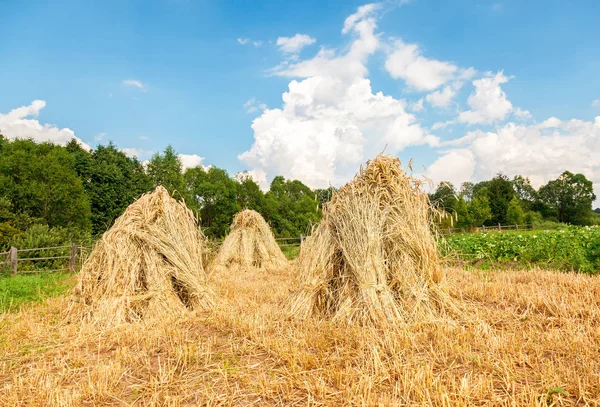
top-left (0, 244), bottom-right (89, 274)
top-left (441, 224), bottom-right (534, 235)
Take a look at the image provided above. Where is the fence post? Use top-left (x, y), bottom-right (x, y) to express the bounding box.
top-left (9, 247), bottom-right (17, 274)
top-left (515, 224), bottom-right (518, 231)
top-left (69, 244), bottom-right (77, 272)
top-left (300, 234), bottom-right (304, 245)
top-left (498, 223), bottom-right (501, 232)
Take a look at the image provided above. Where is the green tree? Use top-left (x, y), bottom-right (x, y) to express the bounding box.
top-left (512, 175), bottom-right (538, 211)
top-left (468, 195), bottom-right (492, 227)
top-left (459, 182), bottom-right (474, 202)
top-left (0, 138), bottom-right (91, 232)
top-left (539, 171), bottom-right (596, 224)
top-left (185, 166), bottom-right (240, 237)
top-left (454, 196), bottom-right (472, 228)
top-left (263, 176), bottom-right (320, 237)
top-left (236, 176), bottom-right (264, 213)
top-left (476, 174), bottom-right (515, 225)
top-left (505, 197), bottom-right (525, 225)
top-left (430, 182), bottom-right (458, 213)
top-left (147, 145), bottom-right (186, 198)
top-left (68, 142), bottom-right (152, 234)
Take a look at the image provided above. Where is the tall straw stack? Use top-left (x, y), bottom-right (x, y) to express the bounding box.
top-left (288, 154), bottom-right (450, 326)
top-left (71, 186), bottom-right (213, 324)
top-left (211, 209), bottom-right (289, 273)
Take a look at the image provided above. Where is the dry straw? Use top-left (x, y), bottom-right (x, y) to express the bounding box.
top-left (70, 186), bottom-right (214, 324)
top-left (289, 154), bottom-right (452, 326)
top-left (211, 209), bottom-right (289, 273)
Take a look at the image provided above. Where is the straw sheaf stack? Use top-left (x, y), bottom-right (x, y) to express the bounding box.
top-left (289, 154), bottom-right (451, 326)
top-left (211, 209), bottom-right (289, 273)
top-left (71, 186), bottom-right (214, 324)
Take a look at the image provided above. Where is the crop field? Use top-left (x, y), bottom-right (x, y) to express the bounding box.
top-left (1, 158), bottom-right (599, 406)
top-left (0, 266), bottom-right (599, 406)
top-left (444, 226), bottom-right (600, 273)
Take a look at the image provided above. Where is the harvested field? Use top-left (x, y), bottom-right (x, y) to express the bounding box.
top-left (1, 266), bottom-right (599, 406)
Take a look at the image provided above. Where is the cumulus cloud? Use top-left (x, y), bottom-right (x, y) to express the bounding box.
top-left (384, 40), bottom-right (473, 91)
top-left (276, 34), bottom-right (316, 54)
top-left (0, 100), bottom-right (91, 150)
top-left (458, 71), bottom-right (529, 125)
top-left (593, 99), bottom-right (600, 108)
top-left (121, 148), bottom-right (153, 159)
top-left (426, 85), bottom-right (456, 108)
top-left (123, 79), bottom-right (146, 91)
top-left (240, 4), bottom-right (437, 189)
top-left (427, 117), bottom-right (600, 202)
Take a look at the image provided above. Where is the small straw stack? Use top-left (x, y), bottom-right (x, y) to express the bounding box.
top-left (71, 186), bottom-right (213, 324)
top-left (288, 154), bottom-right (451, 326)
top-left (211, 209), bottom-right (289, 273)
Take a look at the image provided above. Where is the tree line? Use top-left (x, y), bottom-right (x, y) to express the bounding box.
top-left (0, 135), bottom-right (597, 250)
top-left (430, 173), bottom-right (599, 230)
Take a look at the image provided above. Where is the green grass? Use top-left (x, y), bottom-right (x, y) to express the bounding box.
top-left (280, 244), bottom-right (300, 260)
top-left (0, 272), bottom-right (74, 313)
top-left (443, 226), bottom-right (600, 273)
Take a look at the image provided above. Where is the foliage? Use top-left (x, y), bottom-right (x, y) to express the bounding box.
top-left (0, 138), bottom-right (91, 232)
top-left (539, 171), bottom-right (596, 225)
top-left (147, 145), bottom-right (186, 198)
top-left (505, 197), bottom-right (525, 225)
top-left (444, 226), bottom-right (600, 273)
top-left (185, 166), bottom-right (240, 237)
top-left (468, 195), bottom-right (492, 227)
top-left (68, 141), bottom-right (152, 234)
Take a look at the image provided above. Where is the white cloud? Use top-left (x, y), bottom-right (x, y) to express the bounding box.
top-left (457, 71), bottom-right (527, 125)
top-left (244, 98), bottom-right (268, 114)
top-left (138, 135), bottom-right (150, 141)
top-left (385, 40), bottom-right (469, 91)
top-left (0, 100), bottom-right (91, 150)
top-left (240, 4), bottom-right (437, 190)
top-left (178, 154), bottom-right (211, 171)
top-left (271, 4), bottom-right (380, 80)
top-left (237, 38), bottom-right (262, 47)
top-left (276, 34), bottom-right (316, 54)
top-left (95, 132), bottom-right (107, 141)
top-left (428, 117), bottom-right (600, 203)
top-left (592, 99), bottom-right (600, 108)
top-left (235, 169), bottom-right (268, 190)
top-left (121, 148), bottom-right (154, 159)
top-left (122, 79), bottom-right (146, 91)
top-left (425, 85), bottom-right (456, 108)
top-left (408, 98), bottom-right (424, 112)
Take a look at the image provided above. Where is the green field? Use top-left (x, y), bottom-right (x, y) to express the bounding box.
top-left (0, 272), bottom-right (74, 313)
top-left (443, 226), bottom-right (600, 273)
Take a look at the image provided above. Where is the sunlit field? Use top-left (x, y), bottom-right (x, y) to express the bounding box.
top-left (1, 264), bottom-right (599, 406)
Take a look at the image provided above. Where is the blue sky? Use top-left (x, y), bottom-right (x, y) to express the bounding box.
top-left (1, 0), bottom-right (599, 202)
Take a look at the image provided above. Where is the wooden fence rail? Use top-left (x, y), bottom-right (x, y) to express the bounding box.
top-left (441, 224), bottom-right (534, 235)
top-left (1, 244), bottom-right (89, 275)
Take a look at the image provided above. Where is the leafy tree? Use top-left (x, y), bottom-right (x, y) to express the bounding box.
top-left (185, 166), bottom-right (240, 237)
top-left (314, 187), bottom-right (336, 207)
top-left (147, 145), bottom-right (186, 198)
top-left (512, 175), bottom-right (538, 211)
top-left (69, 142), bottom-right (152, 234)
top-left (0, 138), bottom-right (91, 232)
top-left (468, 195), bottom-right (492, 227)
top-left (430, 182), bottom-right (458, 213)
top-left (595, 208), bottom-right (600, 214)
top-left (454, 196), bottom-right (472, 228)
top-left (263, 176), bottom-right (320, 237)
top-left (478, 174), bottom-right (515, 225)
top-left (506, 197), bottom-right (525, 225)
top-left (459, 182), bottom-right (474, 202)
top-left (236, 177), bottom-right (264, 213)
top-left (539, 171), bottom-right (596, 224)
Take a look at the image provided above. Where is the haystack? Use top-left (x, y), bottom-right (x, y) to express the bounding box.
top-left (71, 186), bottom-right (213, 324)
top-left (211, 209), bottom-right (289, 273)
top-left (289, 154), bottom-right (450, 326)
